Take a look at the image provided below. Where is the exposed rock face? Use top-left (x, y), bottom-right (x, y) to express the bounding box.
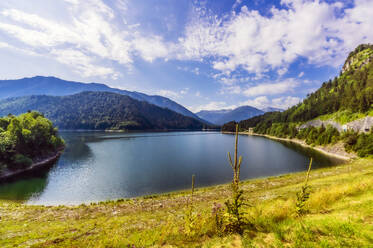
top-left (342, 44), bottom-right (373, 73)
top-left (344, 116), bottom-right (373, 132)
top-left (299, 116), bottom-right (373, 133)
top-left (299, 119), bottom-right (343, 132)
top-left (342, 55), bottom-right (373, 73)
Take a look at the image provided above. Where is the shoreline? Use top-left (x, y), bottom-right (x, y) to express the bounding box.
top-left (2, 157), bottom-right (372, 246)
top-left (224, 131), bottom-right (356, 161)
top-left (0, 147), bottom-right (64, 183)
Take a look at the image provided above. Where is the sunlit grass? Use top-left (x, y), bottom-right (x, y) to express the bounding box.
top-left (316, 109), bottom-right (373, 124)
top-left (1, 158), bottom-right (372, 247)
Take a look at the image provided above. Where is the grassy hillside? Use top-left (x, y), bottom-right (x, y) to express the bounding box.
top-left (1, 158), bottom-right (372, 247)
top-left (0, 92), bottom-right (209, 131)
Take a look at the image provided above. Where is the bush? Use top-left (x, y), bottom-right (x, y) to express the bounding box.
top-left (343, 131), bottom-right (373, 157)
top-left (0, 111), bottom-right (64, 171)
top-left (12, 153), bottom-right (33, 168)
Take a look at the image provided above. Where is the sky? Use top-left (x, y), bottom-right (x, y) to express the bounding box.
top-left (0, 0), bottom-right (372, 112)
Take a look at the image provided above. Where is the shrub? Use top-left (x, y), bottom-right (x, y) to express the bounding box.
top-left (0, 112), bottom-right (64, 170)
top-left (223, 124), bottom-right (249, 234)
top-left (184, 175), bottom-right (199, 236)
top-left (12, 153), bottom-right (33, 168)
top-left (295, 158), bottom-right (313, 217)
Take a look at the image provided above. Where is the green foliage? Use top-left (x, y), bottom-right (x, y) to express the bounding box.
top-left (296, 125), bottom-right (341, 146)
top-left (224, 183), bottom-right (247, 234)
top-left (184, 175), bottom-right (199, 237)
top-left (0, 92), bottom-right (209, 131)
top-left (223, 124), bottom-right (249, 234)
top-left (211, 202), bottom-right (224, 235)
top-left (318, 110), bottom-right (367, 124)
top-left (0, 111), bottom-right (64, 171)
top-left (344, 130), bottom-right (373, 157)
top-left (12, 154), bottom-right (32, 168)
top-left (222, 44), bottom-right (373, 156)
top-left (296, 158), bottom-right (312, 216)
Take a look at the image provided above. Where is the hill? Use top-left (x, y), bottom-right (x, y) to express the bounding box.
top-left (222, 44), bottom-right (373, 157)
top-left (196, 106), bottom-right (264, 125)
top-left (0, 92), bottom-right (209, 131)
top-left (0, 76), bottom-right (204, 122)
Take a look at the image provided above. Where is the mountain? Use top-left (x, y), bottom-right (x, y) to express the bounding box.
top-left (0, 76), bottom-right (204, 122)
top-left (262, 107), bottom-right (284, 112)
top-left (222, 43), bottom-right (373, 132)
top-left (196, 106), bottom-right (264, 125)
top-left (0, 91), bottom-right (209, 130)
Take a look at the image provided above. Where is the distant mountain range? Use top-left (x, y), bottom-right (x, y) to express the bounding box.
top-left (0, 92), bottom-right (209, 130)
top-left (196, 106), bottom-right (266, 125)
top-left (0, 76), bottom-right (204, 122)
top-left (0, 75), bottom-right (285, 128)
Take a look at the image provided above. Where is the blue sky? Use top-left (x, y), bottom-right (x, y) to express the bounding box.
top-left (0, 0), bottom-right (372, 112)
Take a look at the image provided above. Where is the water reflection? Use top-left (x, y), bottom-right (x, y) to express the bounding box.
top-left (0, 132), bottom-right (344, 205)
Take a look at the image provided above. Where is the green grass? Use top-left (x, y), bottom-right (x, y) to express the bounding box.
top-left (317, 109), bottom-right (372, 124)
top-left (1, 158), bottom-right (373, 247)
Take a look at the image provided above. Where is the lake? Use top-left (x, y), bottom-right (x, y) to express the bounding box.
top-left (0, 131), bottom-right (343, 205)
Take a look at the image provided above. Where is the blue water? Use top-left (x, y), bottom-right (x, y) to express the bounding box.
top-left (0, 131), bottom-right (342, 205)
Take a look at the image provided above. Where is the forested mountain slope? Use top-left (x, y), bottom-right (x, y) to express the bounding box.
top-left (222, 44), bottom-right (373, 157)
top-left (223, 44), bottom-right (373, 131)
top-left (0, 76), bottom-right (203, 122)
top-left (0, 92), bottom-right (208, 131)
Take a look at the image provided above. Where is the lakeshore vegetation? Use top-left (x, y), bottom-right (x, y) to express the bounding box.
top-left (223, 44), bottom-right (373, 158)
top-left (0, 111), bottom-right (64, 171)
top-left (1, 157), bottom-right (372, 247)
top-left (1, 44), bottom-right (373, 247)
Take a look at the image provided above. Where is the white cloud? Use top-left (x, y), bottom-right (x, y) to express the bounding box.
top-left (133, 35), bottom-right (170, 62)
top-left (156, 90), bottom-right (181, 100)
top-left (50, 49), bottom-right (118, 79)
top-left (243, 79), bottom-right (298, 97)
top-left (156, 88), bottom-right (189, 100)
top-left (0, 0), bottom-right (372, 83)
top-left (240, 95), bottom-right (301, 110)
top-left (0, 2), bottom-right (132, 78)
top-left (240, 96), bottom-right (270, 110)
top-left (190, 101), bottom-right (238, 113)
top-left (0, 0), bottom-right (173, 78)
top-left (232, 0), bottom-right (243, 10)
top-left (298, 71), bottom-right (304, 78)
top-left (177, 66), bottom-right (201, 76)
top-left (277, 67), bottom-right (288, 76)
top-left (177, 0), bottom-right (373, 76)
top-left (271, 96), bottom-right (301, 109)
